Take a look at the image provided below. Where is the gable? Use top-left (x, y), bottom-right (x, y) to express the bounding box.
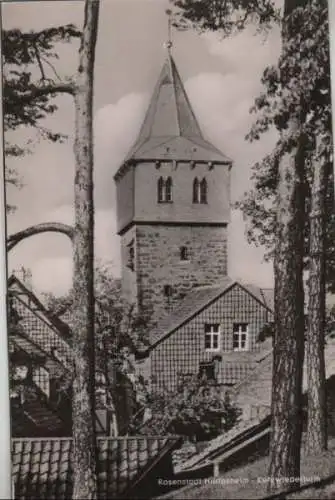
top-left (149, 283), bottom-right (273, 390)
top-left (149, 280), bottom-right (273, 350)
top-left (8, 277), bottom-right (72, 368)
top-left (8, 276), bottom-right (71, 339)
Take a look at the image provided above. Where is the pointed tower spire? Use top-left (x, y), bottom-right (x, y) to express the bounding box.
top-left (123, 11), bottom-right (231, 164)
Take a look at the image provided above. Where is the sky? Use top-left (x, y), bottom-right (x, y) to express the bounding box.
top-left (3, 0), bottom-right (283, 296)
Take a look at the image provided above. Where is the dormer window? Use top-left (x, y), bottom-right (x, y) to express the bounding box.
top-left (199, 361), bottom-right (216, 382)
top-left (193, 177), bottom-right (207, 204)
top-left (158, 176), bottom-right (173, 203)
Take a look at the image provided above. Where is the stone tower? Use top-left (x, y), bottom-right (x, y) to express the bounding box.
top-left (114, 54), bottom-right (232, 323)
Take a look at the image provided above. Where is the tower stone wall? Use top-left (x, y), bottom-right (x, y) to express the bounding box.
top-left (115, 53), bottom-right (232, 324)
top-left (135, 223), bottom-right (228, 322)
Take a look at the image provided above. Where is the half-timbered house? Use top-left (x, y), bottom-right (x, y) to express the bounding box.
top-left (8, 274), bottom-right (140, 437)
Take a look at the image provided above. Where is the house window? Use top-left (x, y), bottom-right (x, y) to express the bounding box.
top-left (33, 366), bottom-right (50, 397)
top-left (126, 239), bottom-right (135, 271)
top-left (163, 285), bottom-right (173, 297)
top-left (233, 323), bottom-right (249, 351)
top-left (199, 361), bottom-right (216, 381)
top-left (158, 176), bottom-right (173, 203)
top-left (180, 246), bottom-right (189, 261)
top-left (204, 324), bottom-right (220, 351)
top-left (193, 177), bottom-right (207, 203)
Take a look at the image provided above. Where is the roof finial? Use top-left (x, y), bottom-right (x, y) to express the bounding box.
top-left (164, 8), bottom-right (173, 55)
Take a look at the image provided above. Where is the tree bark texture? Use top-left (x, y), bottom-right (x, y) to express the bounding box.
top-left (268, 122), bottom-right (306, 492)
top-left (71, 1), bottom-right (100, 499)
top-left (306, 139), bottom-right (330, 455)
top-left (268, 1), bottom-right (308, 492)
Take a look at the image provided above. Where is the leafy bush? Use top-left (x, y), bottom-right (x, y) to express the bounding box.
top-left (135, 374), bottom-right (242, 442)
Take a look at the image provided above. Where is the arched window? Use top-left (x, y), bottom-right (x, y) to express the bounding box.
top-left (193, 177), bottom-right (199, 203)
top-left (157, 176), bottom-right (164, 203)
top-left (200, 178), bottom-right (207, 204)
top-left (165, 177), bottom-right (173, 202)
top-left (158, 176), bottom-right (173, 203)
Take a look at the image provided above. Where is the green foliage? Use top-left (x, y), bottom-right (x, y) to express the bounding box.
top-left (43, 260), bottom-right (150, 349)
top-left (42, 260), bottom-right (150, 425)
top-left (3, 25), bottom-right (81, 212)
top-left (136, 375), bottom-right (241, 441)
top-left (3, 25), bottom-right (80, 134)
top-left (170, 0), bottom-right (280, 35)
top-left (236, 0), bottom-right (335, 290)
top-left (171, 1), bottom-right (335, 290)
top-left (326, 306), bottom-right (335, 338)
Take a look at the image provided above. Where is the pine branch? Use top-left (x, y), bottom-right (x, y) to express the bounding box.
top-left (40, 54), bottom-right (62, 81)
top-left (17, 81), bottom-right (75, 102)
top-left (33, 41), bottom-right (47, 81)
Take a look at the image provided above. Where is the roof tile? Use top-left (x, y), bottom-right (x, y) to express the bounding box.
top-left (12, 436), bottom-right (182, 499)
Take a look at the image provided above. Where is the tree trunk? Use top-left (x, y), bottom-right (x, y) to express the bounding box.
top-left (306, 139), bottom-right (330, 454)
top-left (268, 122), bottom-right (306, 493)
top-left (71, 1), bottom-right (100, 499)
top-left (267, 1), bottom-right (307, 492)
